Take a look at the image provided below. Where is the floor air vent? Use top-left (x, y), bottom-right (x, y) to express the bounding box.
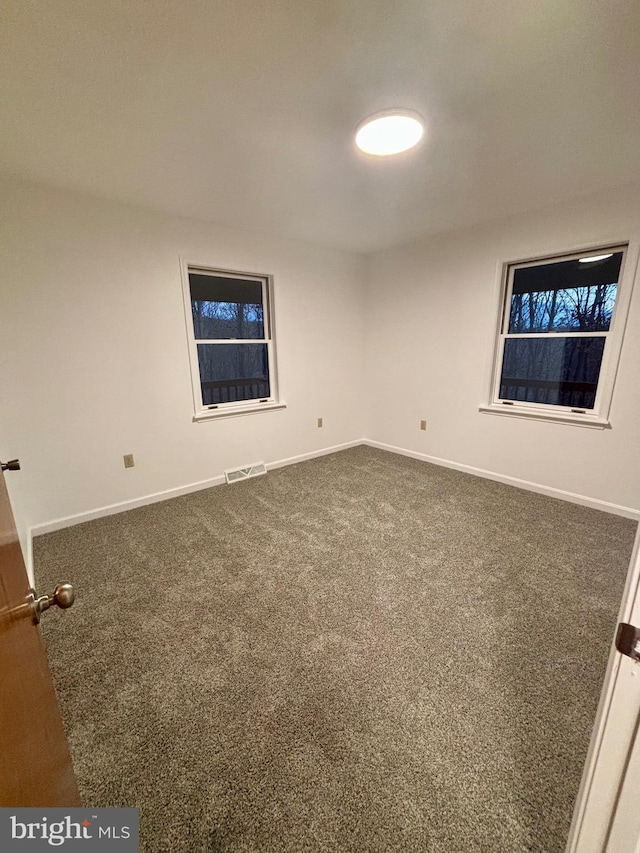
top-left (224, 462), bottom-right (267, 484)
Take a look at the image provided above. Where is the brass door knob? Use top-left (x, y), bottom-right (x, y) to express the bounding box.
top-left (29, 583), bottom-right (75, 624)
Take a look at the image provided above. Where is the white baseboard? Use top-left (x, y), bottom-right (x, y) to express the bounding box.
top-left (29, 439), bottom-right (364, 540)
top-left (27, 434), bottom-right (639, 560)
top-left (30, 474), bottom-right (226, 538)
top-left (363, 439), bottom-right (640, 520)
top-left (266, 440), bottom-right (362, 473)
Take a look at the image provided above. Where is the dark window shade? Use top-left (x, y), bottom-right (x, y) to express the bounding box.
top-left (189, 274), bottom-right (263, 305)
top-left (512, 253), bottom-right (623, 296)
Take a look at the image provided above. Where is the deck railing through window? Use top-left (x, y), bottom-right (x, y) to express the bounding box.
top-left (500, 377), bottom-right (598, 409)
top-left (201, 378), bottom-right (270, 406)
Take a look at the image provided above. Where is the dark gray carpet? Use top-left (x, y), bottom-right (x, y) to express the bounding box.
top-left (35, 446), bottom-right (636, 852)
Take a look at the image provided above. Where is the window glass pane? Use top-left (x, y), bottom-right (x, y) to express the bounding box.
top-left (499, 337), bottom-right (605, 409)
top-left (189, 273), bottom-right (264, 339)
top-left (508, 252), bottom-right (622, 333)
top-left (197, 343), bottom-right (270, 406)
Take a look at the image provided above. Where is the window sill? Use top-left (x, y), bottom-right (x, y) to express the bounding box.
top-left (478, 404), bottom-right (610, 429)
top-left (193, 401), bottom-right (287, 422)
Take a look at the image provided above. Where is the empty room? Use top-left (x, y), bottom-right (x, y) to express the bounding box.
top-left (1, 1), bottom-right (640, 851)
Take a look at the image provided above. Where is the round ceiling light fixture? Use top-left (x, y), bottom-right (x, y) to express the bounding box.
top-left (355, 110), bottom-right (424, 156)
top-left (578, 253), bottom-right (614, 264)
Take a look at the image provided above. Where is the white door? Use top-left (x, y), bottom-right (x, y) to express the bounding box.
top-left (605, 717), bottom-right (640, 852)
top-left (567, 526), bottom-right (640, 852)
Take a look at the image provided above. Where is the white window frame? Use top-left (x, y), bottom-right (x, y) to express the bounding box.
top-left (180, 259), bottom-right (284, 421)
top-left (480, 241), bottom-right (637, 428)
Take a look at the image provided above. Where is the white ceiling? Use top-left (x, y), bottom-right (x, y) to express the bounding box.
top-left (1, 0), bottom-right (639, 253)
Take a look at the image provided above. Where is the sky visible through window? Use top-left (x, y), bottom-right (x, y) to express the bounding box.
top-left (191, 300), bottom-right (264, 340)
top-left (508, 283), bottom-right (617, 334)
top-left (196, 300), bottom-right (262, 322)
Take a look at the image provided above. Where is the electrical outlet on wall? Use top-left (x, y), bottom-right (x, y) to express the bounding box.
top-left (420, 420), bottom-right (427, 431)
top-left (317, 417), bottom-right (323, 428)
top-left (123, 454), bottom-right (135, 468)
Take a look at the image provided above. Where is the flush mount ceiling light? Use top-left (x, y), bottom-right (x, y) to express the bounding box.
top-left (578, 253), bottom-right (614, 263)
top-left (355, 110), bottom-right (424, 156)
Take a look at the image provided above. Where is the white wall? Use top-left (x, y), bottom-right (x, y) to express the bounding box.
top-left (2, 174), bottom-right (639, 576)
top-left (364, 184), bottom-right (640, 512)
top-left (0, 175), bottom-right (367, 559)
